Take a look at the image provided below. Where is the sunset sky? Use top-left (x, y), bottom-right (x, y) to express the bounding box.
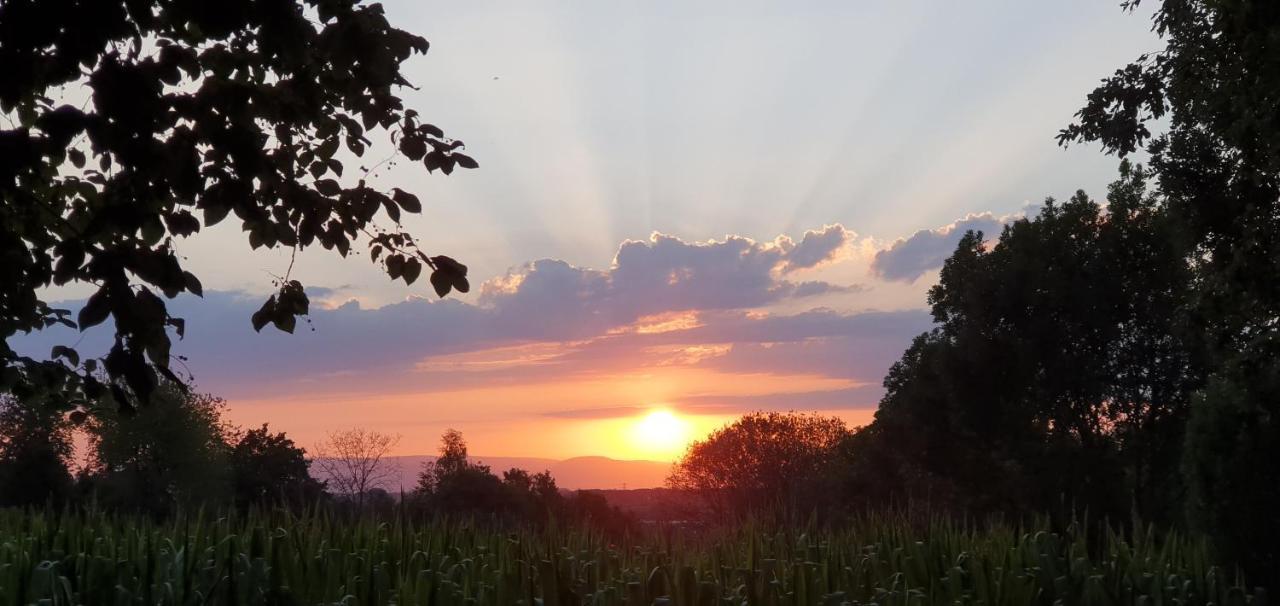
top-left (18, 1), bottom-right (1158, 463)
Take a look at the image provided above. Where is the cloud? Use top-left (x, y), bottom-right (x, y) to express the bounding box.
top-left (479, 227), bottom-right (858, 338)
top-left (780, 224), bottom-right (853, 272)
top-left (9, 222), bottom-right (941, 439)
top-left (870, 212), bottom-right (1015, 282)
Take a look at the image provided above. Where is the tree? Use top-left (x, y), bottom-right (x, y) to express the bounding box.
top-left (230, 423), bottom-right (325, 509)
top-left (856, 174), bottom-right (1198, 520)
top-left (82, 382), bottom-right (234, 513)
top-left (0, 0), bottom-right (477, 417)
top-left (667, 411), bottom-right (849, 514)
top-left (414, 429), bottom-right (506, 516)
top-left (1059, 0), bottom-right (1280, 579)
top-left (0, 394), bottom-right (74, 507)
top-left (312, 427), bottom-right (399, 509)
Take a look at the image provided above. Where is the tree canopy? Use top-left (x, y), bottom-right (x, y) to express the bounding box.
top-left (668, 411), bottom-right (848, 514)
top-left (1058, 0), bottom-right (1280, 580)
top-left (0, 0), bottom-right (475, 416)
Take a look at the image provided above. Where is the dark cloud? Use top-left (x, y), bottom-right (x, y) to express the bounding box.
top-left (871, 212), bottom-right (1014, 282)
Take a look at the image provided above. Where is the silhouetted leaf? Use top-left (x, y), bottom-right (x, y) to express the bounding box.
top-left (51, 345), bottom-right (79, 366)
top-left (403, 258), bottom-right (422, 285)
top-left (315, 179), bottom-right (341, 196)
top-left (251, 296), bottom-right (276, 332)
top-left (78, 289), bottom-right (110, 331)
top-left (453, 153), bottom-right (478, 169)
top-left (392, 188), bottom-right (421, 213)
top-left (430, 270), bottom-right (452, 298)
top-left (183, 271), bottom-right (203, 297)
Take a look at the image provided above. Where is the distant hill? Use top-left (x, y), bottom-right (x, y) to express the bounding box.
top-left (318, 455), bottom-right (672, 491)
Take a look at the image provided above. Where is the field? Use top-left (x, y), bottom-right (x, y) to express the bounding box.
top-left (0, 508), bottom-right (1262, 606)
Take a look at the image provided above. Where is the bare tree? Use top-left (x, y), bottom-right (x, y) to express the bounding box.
top-left (312, 428), bottom-right (400, 509)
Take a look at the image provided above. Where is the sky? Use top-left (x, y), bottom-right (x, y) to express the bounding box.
top-left (18, 1), bottom-right (1160, 466)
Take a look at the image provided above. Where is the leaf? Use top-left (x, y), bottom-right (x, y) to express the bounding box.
top-left (386, 254), bottom-right (405, 280)
top-left (51, 345), bottom-right (79, 366)
top-left (392, 188), bottom-right (422, 213)
top-left (453, 153), bottom-right (478, 169)
top-left (424, 151), bottom-right (444, 172)
top-left (317, 136), bottom-right (340, 160)
top-left (430, 269), bottom-right (452, 298)
top-left (454, 275), bottom-right (470, 293)
top-left (251, 296), bottom-right (277, 332)
top-left (203, 203), bottom-right (231, 226)
top-left (183, 271), bottom-right (203, 297)
top-left (431, 255), bottom-right (469, 277)
top-left (168, 317), bottom-right (186, 339)
top-left (78, 289), bottom-right (110, 331)
top-left (315, 179), bottom-right (341, 196)
top-left (274, 312), bottom-right (297, 334)
top-left (403, 258), bottom-right (422, 285)
top-left (382, 197), bottom-right (401, 223)
top-left (399, 135), bottom-right (426, 160)
top-left (68, 148), bottom-right (85, 168)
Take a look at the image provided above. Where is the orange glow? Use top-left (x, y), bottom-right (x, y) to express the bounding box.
top-left (629, 409), bottom-right (690, 459)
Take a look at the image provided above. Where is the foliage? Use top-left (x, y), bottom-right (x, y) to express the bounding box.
top-left (668, 412), bottom-right (849, 514)
top-left (855, 170), bottom-right (1199, 522)
top-left (80, 382), bottom-right (234, 514)
top-left (413, 429), bottom-right (564, 522)
top-left (0, 0), bottom-right (476, 416)
top-left (0, 394), bottom-right (74, 507)
top-left (230, 423), bottom-right (326, 510)
top-left (312, 427), bottom-right (400, 508)
top-left (1182, 357), bottom-right (1280, 587)
top-left (0, 507), bottom-right (1261, 605)
top-left (1059, 0), bottom-right (1280, 581)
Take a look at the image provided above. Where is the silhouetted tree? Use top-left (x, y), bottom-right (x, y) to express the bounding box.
top-left (502, 467), bottom-right (563, 522)
top-left (312, 428), bottom-right (399, 509)
top-left (667, 411), bottom-right (849, 515)
top-left (81, 383), bottom-right (233, 514)
top-left (0, 394), bottom-right (74, 507)
top-left (412, 430), bottom-right (567, 523)
top-left (415, 429), bottom-right (506, 515)
top-left (0, 0), bottom-right (476, 417)
top-left (230, 423), bottom-right (325, 509)
top-left (856, 172), bottom-right (1198, 521)
top-left (1060, 0), bottom-right (1280, 580)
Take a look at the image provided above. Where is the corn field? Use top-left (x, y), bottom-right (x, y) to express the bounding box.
top-left (0, 508), bottom-right (1265, 606)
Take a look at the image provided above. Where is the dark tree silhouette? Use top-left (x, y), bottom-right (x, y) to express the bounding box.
top-left (856, 171), bottom-right (1197, 520)
top-left (81, 382), bottom-right (234, 514)
top-left (230, 423), bottom-right (325, 509)
top-left (667, 411), bottom-right (848, 514)
top-left (1060, 0), bottom-right (1280, 580)
top-left (0, 0), bottom-right (476, 417)
top-left (0, 394), bottom-right (74, 506)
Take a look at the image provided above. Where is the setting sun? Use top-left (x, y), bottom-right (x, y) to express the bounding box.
top-left (629, 409), bottom-right (690, 460)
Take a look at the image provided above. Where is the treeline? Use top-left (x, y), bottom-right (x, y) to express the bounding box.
top-left (0, 384), bottom-right (630, 533)
top-left (0, 383), bottom-right (321, 514)
top-left (670, 158), bottom-right (1278, 582)
top-left (666, 1), bottom-right (1280, 578)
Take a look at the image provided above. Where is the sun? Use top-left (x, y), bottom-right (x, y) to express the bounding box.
top-left (629, 409), bottom-right (690, 460)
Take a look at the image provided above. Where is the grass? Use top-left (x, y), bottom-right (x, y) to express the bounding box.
top-left (0, 507), bottom-right (1264, 605)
